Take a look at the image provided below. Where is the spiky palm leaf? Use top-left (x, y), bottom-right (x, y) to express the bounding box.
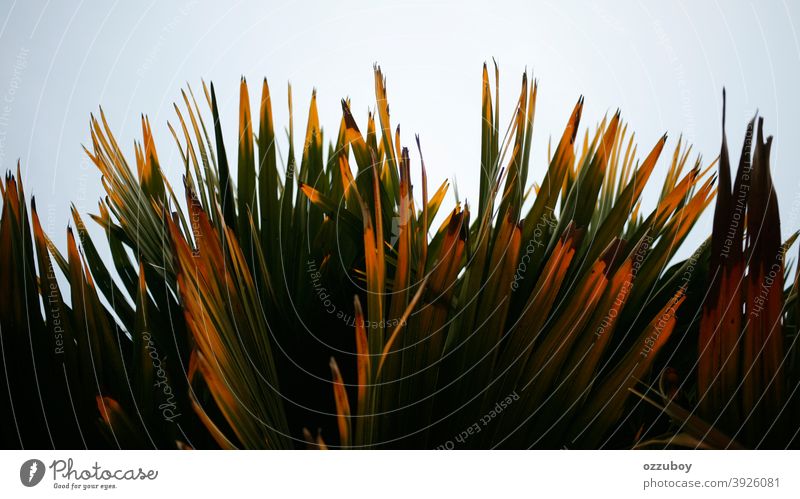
top-left (1, 65), bottom-right (795, 450)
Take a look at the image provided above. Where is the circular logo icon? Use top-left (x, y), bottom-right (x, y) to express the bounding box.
top-left (20, 459), bottom-right (45, 487)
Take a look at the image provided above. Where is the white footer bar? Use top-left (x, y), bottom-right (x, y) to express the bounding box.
top-left (1, 450), bottom-right (797, 498)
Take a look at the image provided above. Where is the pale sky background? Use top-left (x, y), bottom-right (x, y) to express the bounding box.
top-left (1, 0), bottom-right (800, 264)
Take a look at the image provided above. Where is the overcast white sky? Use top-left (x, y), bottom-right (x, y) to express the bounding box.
top-left (1, 0), bottom-right (799, 262)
